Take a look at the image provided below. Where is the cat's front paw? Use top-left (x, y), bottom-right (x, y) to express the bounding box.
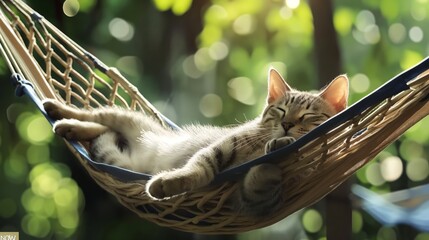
top-left (146, 171), bottom-right (194, 199)
top-left (265, 136), bottom-right (296, 153)
top-left (43, 99), bottom-right (70, 120)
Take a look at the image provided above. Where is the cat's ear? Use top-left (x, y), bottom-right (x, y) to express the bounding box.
top-left (319, 74), bottom-right (349, 113)
top-left (267, 68), bottom-right (292, 104)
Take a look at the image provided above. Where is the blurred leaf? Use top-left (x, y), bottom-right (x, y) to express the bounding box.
top-left (78, 0), bottom-right (96, 12)
top-left (152, 0), bottom-right (192, 15)
top-left (404, 117), bottom-right (429, 144)
top-left (199, 25), bottom-right (223, 47)
top-left (380, 0), bottom-right (399, 21)
top-left (334, 8), bottom-right (355, 36)
top-left (152, 0), bottom-right (174, 11)
top-left (400, 50), bottom-right (423, 70)
top-left (172, 0), bottom-right (192, 15)
top-left (205, 5), bottom-right (229, 25)
top-left (302, 209), bottom-right (323, 233)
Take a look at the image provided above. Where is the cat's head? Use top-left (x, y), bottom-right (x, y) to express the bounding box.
top-left (262, 68), bottom-right (349, 139)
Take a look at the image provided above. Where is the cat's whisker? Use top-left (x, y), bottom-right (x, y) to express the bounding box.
top-left (232, 132), bottom-right (273, 150)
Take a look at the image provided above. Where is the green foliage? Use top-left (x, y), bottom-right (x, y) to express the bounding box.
top-left (153, 0), bottom-right (193, 15)
top-left (22, 162), bottom-right (82, 238)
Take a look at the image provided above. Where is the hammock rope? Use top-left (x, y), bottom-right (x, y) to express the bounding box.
top-left (2, 0), bottom-right (429, 234)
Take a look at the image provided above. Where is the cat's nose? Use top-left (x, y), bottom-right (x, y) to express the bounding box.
top-left (281, 122), bottom-right (294, 132)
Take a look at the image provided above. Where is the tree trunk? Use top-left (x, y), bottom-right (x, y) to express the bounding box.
top-left (309, 0), bottom-right (352, 239)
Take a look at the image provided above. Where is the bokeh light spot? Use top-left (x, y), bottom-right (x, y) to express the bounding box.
top-left (334, 8), bottom-right (354, 36)
top-left (31, 168), bottom-right (62, 197)
top-left (200, 25), bottom-right (222, 46)
top-left (171, 0), bottom-right (192, 16)
top-left (58, 210), bottom-right (79, 229)
top-left (153, 0), bottom-right (173, 11)
top-left (406, 158), bottom-right (429, 182)
top-left (22, 214), bottom-right (51, 238)
top-left (63, 0), bottom-right (79, 17)
top-left (116, 56), bottom-right (142, 77)
top-left (366, 162), bottom-right (385, 186)
top-left (194, 48), bottom-right (215, 72)
top-left (399, 139), bottom-right (424, 161)
top-left (350, 73), bottom-right (370, 93)
top-left (54, 188), bottom-right (74, 207)
top-left (183, 55), bottom-right (203, 79)
top-left (27, 116), bottom-right (53, 144)
top-left (21, 189), bottom-right (42, 213)
top-left (280, 7), bottom-right (293, 20)
top-left (233, 14), bottom-right (256, 35)
top-left (199, 94), bottom-right (223, 118)
top-left (409, 26), bottom-right (424, 43)
top-left (17, 113), bottom-right (54, 145)
top-left (363, 25), bottom-right (380, 44)
top-left (355, 10), bottom-right (375, 32)
top-left (388, 23), bottom-right (406, 44)
top-left (108, 18), bottom-right (134, 41)
top-left (380, 156), bottom-right (403, 182)
top-left (228, 77), bottom-right (256, 105)
top-left (285, 0), bottom-right (300, 9)
top-left (302, 209), bottom-right (323, 233)
top-left (205, 5), bottom-right (228, 23)
top-left (4, 156), bottom-right (28, 183)
top-left (209, 42), bottom-right (229, 61)
top-left (411, 5), bottom-right (426, 21)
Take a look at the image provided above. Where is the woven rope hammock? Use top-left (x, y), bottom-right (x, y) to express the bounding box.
top-left (2, 0), bottom-right (429, 234)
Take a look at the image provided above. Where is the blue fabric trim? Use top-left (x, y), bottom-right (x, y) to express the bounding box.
top-left (12, 57), bottom-right (429, 183)
top-left (352, 184), bottom-right (429, 231)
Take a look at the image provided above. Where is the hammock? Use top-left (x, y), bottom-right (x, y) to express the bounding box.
top-left (1, 0), bottom-right (429, 234)
top-left (352, 184), bottom-right (429, 232)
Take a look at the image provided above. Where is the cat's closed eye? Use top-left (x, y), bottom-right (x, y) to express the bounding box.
top-left (275, 107), bottom-right (286, 118)
top-left (298, 113), bottom-right (316, 121)
top-left (301, 115), bottom-right (329, 129)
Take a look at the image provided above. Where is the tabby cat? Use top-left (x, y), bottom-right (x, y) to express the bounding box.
top-left (43, 68), bottom-right (349, 216)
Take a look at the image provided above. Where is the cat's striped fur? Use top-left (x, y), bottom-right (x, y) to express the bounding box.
top-left (43, 68), bottom-right (349, 216)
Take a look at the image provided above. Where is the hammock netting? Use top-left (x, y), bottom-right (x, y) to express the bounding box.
top-left (1, 0), bottom-right (429, 234)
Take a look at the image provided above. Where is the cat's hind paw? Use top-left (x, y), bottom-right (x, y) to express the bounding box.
top-left (43, 99), bottom-right (71, 120)
top-left (53, 119), bottom-right (107, 141)
top-left (146, 171), bottom-right (194, 199)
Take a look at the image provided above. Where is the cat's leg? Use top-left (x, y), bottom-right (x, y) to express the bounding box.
top-left (53, 119), bottom-right (108, 141)
top-left (237, 136), bottom-right (295, 215)
top-left (146, 169), bottom-right (198, 199)
top-left (44, 100), bottom-right (141, 170)
top-left (146, 149), bottom-right (218, 198)
top-left (146, 136), bottom-right (296, 200)
top-left (238, 163), bottom-right (283, 215)
top-left (43, 99), bottom-right (147, 140)
top-left (146, 139), bottom-right (235, 199)
top-left (43, 99), bottom-right (89, 120)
